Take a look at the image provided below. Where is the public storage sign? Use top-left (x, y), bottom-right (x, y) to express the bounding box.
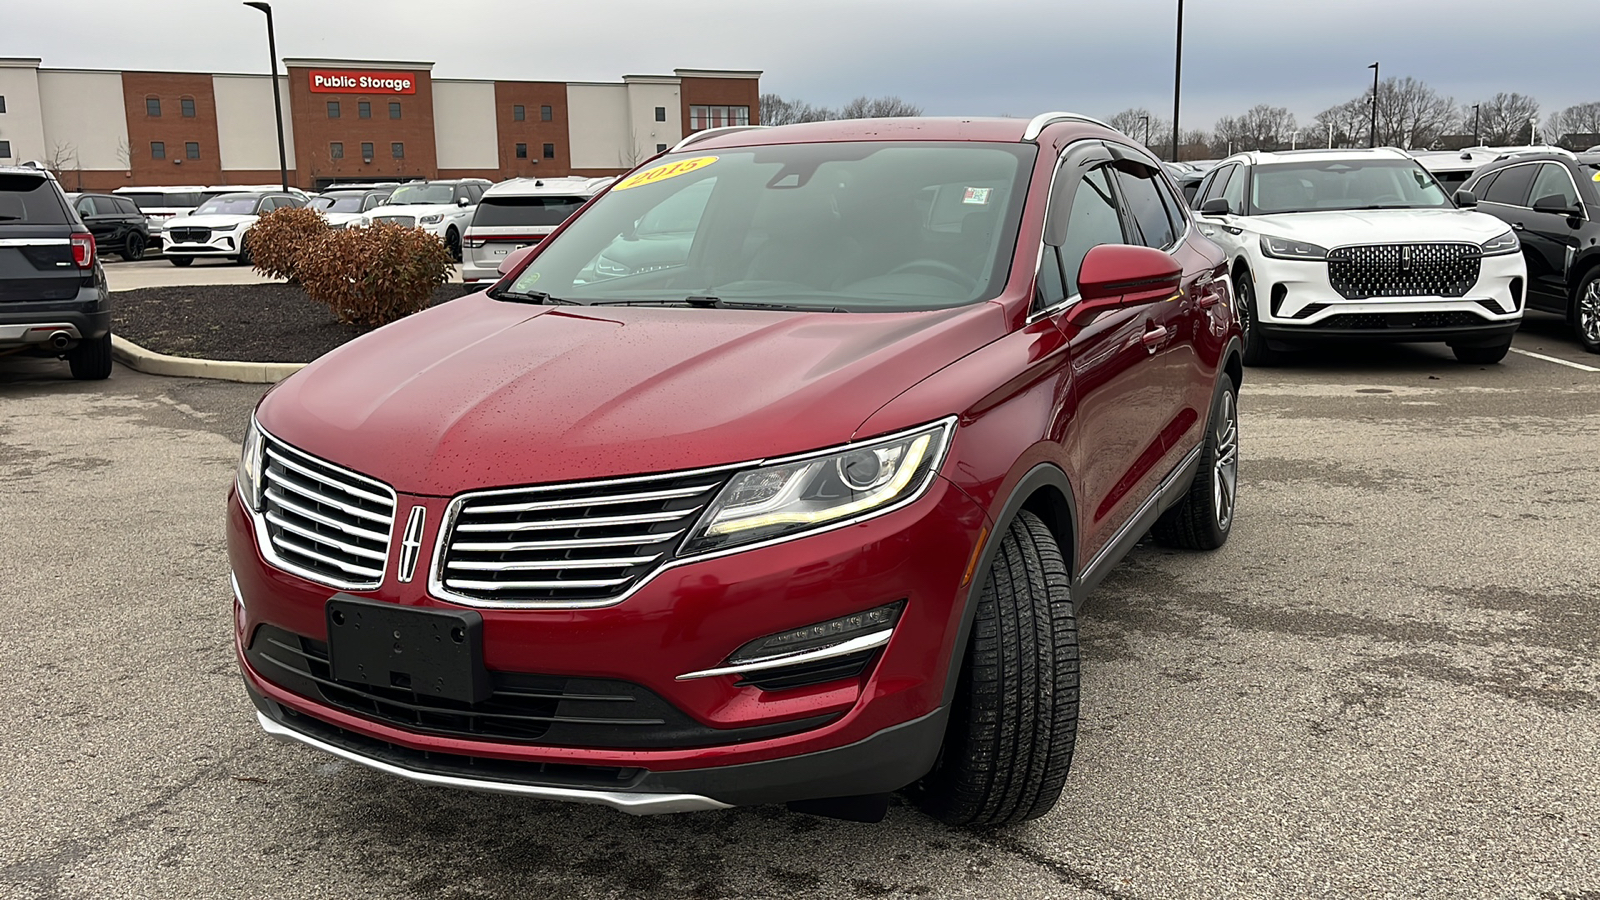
top-left (309, 71), bottom-right (417, 94)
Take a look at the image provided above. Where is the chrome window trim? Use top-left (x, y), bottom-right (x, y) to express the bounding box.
top-left (427, 417), bottom-right (958, 611)
top-left (247, 424), bottom-right (399, 593)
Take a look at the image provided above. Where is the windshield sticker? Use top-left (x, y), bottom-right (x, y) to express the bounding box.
top-left (1592, 172), bottom-right (1600, 183)
top-left (614, 156), bottom-right (719, 191)
top-left (962, 187), bottom-right (992, 205)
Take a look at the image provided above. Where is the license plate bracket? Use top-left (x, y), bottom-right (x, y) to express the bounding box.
top-left (325, 594), bottom-right (490, 704)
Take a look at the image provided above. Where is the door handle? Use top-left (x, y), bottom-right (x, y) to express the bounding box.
top-left (1141, 325), bottom-right (1169, 352)
top-left (1511, 222), bottom-right (1525, 231)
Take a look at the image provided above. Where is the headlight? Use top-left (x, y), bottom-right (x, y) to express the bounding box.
top-left (1480, 230), bottom-right (1519, 256)
top-left (419, 213), bottom-right (444, 225)
top-left (213, 223), bottom-right (239, 232)
top-left (680, 419), bottom-right (955, 556)
top-left (355, 216), bottom-right (371, 228)
top-left (1260, 235), bottom-right (1328, 261)
top-left (236, 417), bottom-right (266, 512)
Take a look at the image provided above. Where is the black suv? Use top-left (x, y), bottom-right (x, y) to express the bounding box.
top-left (66, 192), bottom-right (154, 261)
top-left (0, 165), bottom-right (113, 380)
top-left (1461, 151), bottom-right (1600, 353)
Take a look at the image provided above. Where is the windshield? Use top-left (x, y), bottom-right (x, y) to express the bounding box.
top-left (1251, 160), bottom-right (1450, 214)
top-left (311, 194), bottom-right (365, 212)
top-left (473, 196), bottom-right (591, 228)
top-left (193, 195), bottom-right (261, 216)
top-left (503, 141), bottom-right (1035, 311)
top-left (388, 184), bottom-right (455, 205)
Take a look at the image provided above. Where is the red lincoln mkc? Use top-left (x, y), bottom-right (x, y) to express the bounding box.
top-left (230, 113), bottom-right (1242, 826)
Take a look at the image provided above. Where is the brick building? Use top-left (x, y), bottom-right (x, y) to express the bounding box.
top-left (0, 57), bottom-right (759, 191)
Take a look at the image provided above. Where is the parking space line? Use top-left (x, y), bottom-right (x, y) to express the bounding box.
top-left (1509, 348), bottom-right (1600, 373)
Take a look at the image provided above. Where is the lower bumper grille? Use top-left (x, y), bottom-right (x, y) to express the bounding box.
top-left (1316, 311), bottom-right (1491, 330)
top-left (247, 624), bottom-right (833, 749)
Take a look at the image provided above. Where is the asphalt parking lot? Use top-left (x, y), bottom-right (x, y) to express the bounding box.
top-left (1, 312), bottom-right (1596, 900)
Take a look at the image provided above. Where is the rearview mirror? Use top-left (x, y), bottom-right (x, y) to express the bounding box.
top-left (1066, 244), bottom-right (1183, 327)
top-left (1453, 189), bottom-right (1477, 208)
top-left (1532, 194), bottom-right (1582, 217)
top-left (497, 244), bottom-right (538, 276)
top-left (1199, 197), bottom-right (1232, 216)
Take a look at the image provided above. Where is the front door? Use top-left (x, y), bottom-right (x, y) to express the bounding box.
top-left (1522, 163), bottom-right (1586, 311)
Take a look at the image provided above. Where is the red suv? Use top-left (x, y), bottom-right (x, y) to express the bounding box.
top-left (230, 114), bottom-right (1242, 826)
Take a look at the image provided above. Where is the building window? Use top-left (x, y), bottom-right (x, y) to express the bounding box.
top-left (657, 143), bottom-right (668, 152)
top-left (358, 101), bottom-right (371, 119)
top-left (146, 97), bottom-right (161, 117)
top-left (180, 97), bottom-right (196, 118)
top-left (150, 141), bottom-right (165, 160)
top-left (515, 143), bottom-right (528, 159)
top-left (541, 105), bottom-right (553, 121)
top-left (186, 142), bottom-right (200, 160)
top-left (360, 142), bottom-right (374, 160)
top-left (389, 102), bottom-right (401, 119)
top-left (655, 106), bottom-right (667, 122)
top-left (513, 104), bottom-right (525, 121)
top-left (330, 142), bottom-right (344, 159)
top-left (328, 101), bottom-right (341, 118)
top-left (391, 142), bottom-right (404, 159)
top-left (0, 95), bottom-right (6, 114)
top-left (0, 141), bottom-right (10, 159)
top-left (689, 104), bottom-right (750, 132)
top-left (543, 143), bottom-right (556, 159)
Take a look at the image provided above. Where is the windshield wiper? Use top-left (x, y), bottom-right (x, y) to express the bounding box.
top-left (492, 288), bottom-right (577, 305)
top-left (589, 296), bottom-right (846, 313)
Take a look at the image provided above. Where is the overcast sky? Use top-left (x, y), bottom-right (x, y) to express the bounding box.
top-left (4, 0), bottom-right (1590, 129)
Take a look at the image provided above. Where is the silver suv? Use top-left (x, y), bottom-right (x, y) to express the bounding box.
top-left (461, 177), bottom-right (613, 282)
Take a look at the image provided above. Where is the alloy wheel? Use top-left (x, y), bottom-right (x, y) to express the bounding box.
top-left (1580, 280), bottom-right (1600, 345)
top-left (1212, 389), bottom-right (1239, 530)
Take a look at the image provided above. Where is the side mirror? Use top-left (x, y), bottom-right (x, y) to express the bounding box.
top-left (1532, 194), bottom-right (1581, 217)
top-left (1199, 197), bottom-right (1232, 217)
top-left (457, 197), bottom-right (472, 207)
top-left (1067, 244), bottom-right (1183, 326)
top-left (497, 244), bottom-right (538, 276)
top-left (1453, 189), bottom-right (1478, 208)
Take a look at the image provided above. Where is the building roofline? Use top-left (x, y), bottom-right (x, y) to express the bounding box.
top-left (622, 75), bottom-right (682, 85)
top-left (673, 68), bottom-right (762, 79)
top-left (0, 58), bottom-right (43, 68)
top-left (282, 58), bottom-right (435, 71)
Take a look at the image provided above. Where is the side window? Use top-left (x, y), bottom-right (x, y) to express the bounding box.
top-left (1193, 169), bottom-right (1219, 206)
top-left (1113, 164), bottom-right (1176, 249)
top-left (1529, 163), bottom-right (1579, 208)
top-left (117, 197), bottom-right (141, 215)
top-left (362, 194), bottom-right (383, 211)
top-left (257, 197), bottom-right (276, 213)
top-left (1470, 169), bottom-right (1499, 198)
top-left (1483, 164), bottom-right (1535, 207)
top-left (1034, 246), bottom-right (1067, 313)
top-left (454, 186), bottom-right (470, 204)
top-left (1058, 166), bottom-right (1126, 297)
top-left (1154, 174), bottom-right (1187, 236)
top-left (76, 197), bottom-right (95, 217)
top-left (1220, 164), bottom-right (1247, 214)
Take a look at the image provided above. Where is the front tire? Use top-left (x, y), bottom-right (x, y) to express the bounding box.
top-left (1235, 271), bottom-right (1280, 366)
top-left (67, 333), bottom-right (113, 381)
top-left (1153, 379), bottom-right (1239, 551)
top-left (236, 236), bottom-right (253, 267)
top-left (169, 256), bottom-right (194, 267)
top-left (912, 510), bottom-right (1079, 827)
top-left (445, 227), bottom-right (462, 262)
top-left (1451, 339), bottom-right (1512, 365)
top-left (1572, 269), bottom-right (1600, 355)
top-left (121, 232), bottom-right (146, 262)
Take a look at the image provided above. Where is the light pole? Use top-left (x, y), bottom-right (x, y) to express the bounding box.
top-left (1367, 62), bottom-right (1380, 148)
top-left (1171, 0), bottom-right (1185, 162)
top-left (1529, 116), bottom-right (1538, 146)
top-left (244, 2), bottom-right (289, 191)
top-left (1472, 104), bottom-right (1481, 146)
top-left (1289, 130), bottom-right (1299, 150)
top-left (1140, 115), bottom-right (1150, 146)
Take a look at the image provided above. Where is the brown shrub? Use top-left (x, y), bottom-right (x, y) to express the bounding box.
top-left (248, 206), bottom-right (331, 281)
top-left (295, 221), bottom-right (455, 326)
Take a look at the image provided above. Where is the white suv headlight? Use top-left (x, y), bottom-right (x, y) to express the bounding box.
top-left (237, 417), bottom-right (266, 512)
top-left (1480, 230), bottom-right (1519, 256)
top-left (680, 419), bottom-right (955, 556)
top-left (419, 213), bottom-right (444, 225)
top-left (1260, 235), bottom-right (1328, 261)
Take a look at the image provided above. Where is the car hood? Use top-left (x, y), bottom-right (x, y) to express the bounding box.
top-left (165, 213), bottom-right (257, 228)
top-left (365, 203), bottom-right (460, 219)
top-left (1247, 208), bottom-right (1512, 246)
top-left (258, 294), bottom-right (1004, 495)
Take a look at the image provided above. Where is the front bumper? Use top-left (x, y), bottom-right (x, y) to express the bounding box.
top-left (164, 230), bottom-right (244, 257)
top-left (1250, 250), bottom-right (1524, 346)
top-left (229, 472), bottom-right (986, 807)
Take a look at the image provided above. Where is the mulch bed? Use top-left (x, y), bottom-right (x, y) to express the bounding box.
top-left (111, 282), bottom-right (478, 363)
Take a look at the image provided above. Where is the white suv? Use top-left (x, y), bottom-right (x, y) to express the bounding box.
top-left (1193, 148), bottom-right (1525, 364)
top-left (460, 176), bottom-right (613, 282)
top-left (162, 191), bottom-right (305, 267)
top-left (359, 179), bottom-right (490, 261)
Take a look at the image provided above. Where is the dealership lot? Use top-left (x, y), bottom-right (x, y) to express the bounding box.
top-left (0, 312), bottom-right (1594, 899)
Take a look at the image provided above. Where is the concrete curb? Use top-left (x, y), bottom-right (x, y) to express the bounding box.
top-left (111, 335), bottom-right (306, 384)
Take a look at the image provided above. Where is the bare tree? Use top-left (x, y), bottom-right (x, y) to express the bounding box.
top-left (1210, 105), bottom-right (1296, 154)
top-left (44, 142), bottom-right (79, 189)
top-left (1549, 101), bottom-right (1600, 149)
top-left (1106, 107), bottom-right (1166, 147)
top-left (1375, 77), bottom-right (1457, 149)
top-left (1314, 97), bottom-right (1369, 149)
top-left (759, 93), bottom-right (837, 126)
top-left (837, 96), bottom-right (922, 119)
top-left (115, 137), bottom-right (134, 172)
top-left (1472, 92), bottom-right (1542, 145)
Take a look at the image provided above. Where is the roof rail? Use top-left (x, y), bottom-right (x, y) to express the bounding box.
top-left (669, 125), bottom-right (769, 153)
top-left (1022, 112), bottom-right (1116, 142)
top-left (1492, 145), bottom-right (1577, 161)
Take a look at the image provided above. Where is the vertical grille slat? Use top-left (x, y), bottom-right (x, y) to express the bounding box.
top-left (436, 469), bottom-right (732, 607)
top-left (1327, 242), bottom-right (1481, 300)
top-left (260, 436), bottom-right (396, 590)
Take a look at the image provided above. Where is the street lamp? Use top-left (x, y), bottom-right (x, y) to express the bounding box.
top-left (1367, 62), bottom-right (1380, 148)
top-left (1140, 115), bottom-right (1150, 146)
top-left (244, 2), bottom-right (289, 191)
top-left (1171, 0), bottom-right (1185, 162)
top-left (1472, 104), bottom-right (1481, 146)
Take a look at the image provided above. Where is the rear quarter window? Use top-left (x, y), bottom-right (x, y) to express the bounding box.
top-left (0, 174), bottom-right (70, 225)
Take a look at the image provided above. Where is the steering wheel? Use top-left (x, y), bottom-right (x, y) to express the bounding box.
top-left (885, 259), bottom-right (979, 290)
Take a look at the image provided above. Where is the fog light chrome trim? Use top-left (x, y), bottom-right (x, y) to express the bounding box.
top-left (675, 629), bottom-right (894, 682)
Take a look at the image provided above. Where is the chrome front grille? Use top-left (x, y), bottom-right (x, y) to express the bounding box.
top-left (261, 436), bottom-right (397, 590)
top-left (372, 215), bottom-right (416, 228)
top-left (1326, 242), bottom-right (1481, 300)
top-left (435, 468), bottom-right (732, 608)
